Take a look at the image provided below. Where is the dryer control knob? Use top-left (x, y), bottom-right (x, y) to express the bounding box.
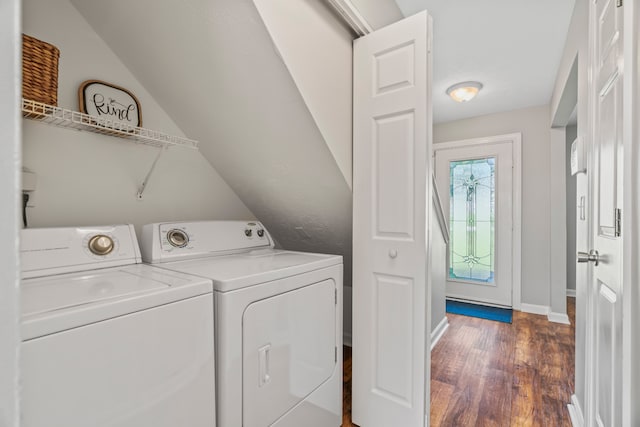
top-left (245, 228), bottom-right (253, 237)
top-left (167, 229), bottom-right (189, 248)
top-left (88, 235), bottom-right (114, 256)
top-left (257, 229), bottom-right (265, 237)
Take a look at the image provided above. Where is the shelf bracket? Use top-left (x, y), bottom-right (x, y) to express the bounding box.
top-left (137, 146), bottom-right (167, 200)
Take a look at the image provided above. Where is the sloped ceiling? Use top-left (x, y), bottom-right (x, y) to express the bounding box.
top-left (71, 0), bottom-right (352, 283)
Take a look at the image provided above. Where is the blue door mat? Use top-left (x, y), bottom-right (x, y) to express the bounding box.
top-left (446, 300), bottom-right (513, 323)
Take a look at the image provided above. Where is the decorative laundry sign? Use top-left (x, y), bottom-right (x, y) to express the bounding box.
top-left (78, 80), bottom-right (142, 127)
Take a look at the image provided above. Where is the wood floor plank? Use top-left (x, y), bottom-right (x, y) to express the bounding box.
top-left (438, 348), bottom-right (487, 426)
top-left (475, 368), bottom-right (512, 427)
top-left (430, 380), bottom-right (456, 427)
top-left (511, 365), bottom-right (545, 426)
top-left (342, 298), bottom-right (576, 426)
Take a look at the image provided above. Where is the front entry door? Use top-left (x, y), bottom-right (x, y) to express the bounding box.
top-left (586, 0), bottom-right (624, 424)
top-left (435, 139), bottom-right (514, 307)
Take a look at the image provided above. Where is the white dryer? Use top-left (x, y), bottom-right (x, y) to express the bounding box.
top-left (141, 221), bottom-right (343, 427)
top-left (20, 225), bottom-right (216, 427)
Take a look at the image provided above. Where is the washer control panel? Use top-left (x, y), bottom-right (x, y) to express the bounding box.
top-left (88, 234), bottom-right (115, 256)
top-left (21, 224), bottom-right (141, 278)
top-left (167, 229), bottom-right (189, 248)
top-left (142, 221), bottom-right (274, 263)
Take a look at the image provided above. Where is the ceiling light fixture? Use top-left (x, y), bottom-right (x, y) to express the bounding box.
top-left (446, 81), bottom-right (483, 103)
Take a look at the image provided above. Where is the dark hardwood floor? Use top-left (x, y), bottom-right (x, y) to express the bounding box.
top-left (342, 298), bottom-right (576, 426)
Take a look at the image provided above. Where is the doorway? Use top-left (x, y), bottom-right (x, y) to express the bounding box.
top-left (434, 134), bottom-right (522, 308)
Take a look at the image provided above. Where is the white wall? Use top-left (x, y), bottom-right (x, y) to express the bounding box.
top-left (22, 0), bottom-right (254, 236)
top-left (0, 0), bottom-right (21, 425)
top-left (349, 0), bottom-right (404, 30)
top-left (566, 125), bottom-right (578, 292)
top-left (549, 0), bottom-right (588, 412)
top-left (434, 105), bottom-right (552, 308)
top-left (549, 127), bottom-right (567, 320)
top-left (253, 0), bottom-right (354, 189)
top-left (70, 0), bottom-right (354, 341)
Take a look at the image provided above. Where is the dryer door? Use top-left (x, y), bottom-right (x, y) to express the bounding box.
top-left (242, 279), bottom-right (336, 427)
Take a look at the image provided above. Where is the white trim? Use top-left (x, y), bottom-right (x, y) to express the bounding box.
top-left (519, 304), bottom-right (571, 325)
top-left (512, 134), bottom-right (523, 311)
top-left (434, 133), bottom-right (523, 310)
top-left (519, 303), bottom-right (549, 316)
top-left (430, 316), bottom-right (449, 351)
top-left (568, 394), bottom-right (585, 427)
top-left (0, 0), bottom-right (21, 425)
top-left (324, 0), bottom-right (373, 36)
top-left (446, 296), bottom-right (510, 309)
top-left (547, 311), bottom-right (571, 325)
top-left (567, 288), bottom-right (577, 298)
top-left (622, 1), bottom-right (639, 425)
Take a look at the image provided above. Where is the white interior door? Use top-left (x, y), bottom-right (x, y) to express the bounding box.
top-left (352, 11), bottom-right (432, 427)
top-left (585, 0), bottom-right (624, 425)
top-left (434, 140), bottom-right (513, 307)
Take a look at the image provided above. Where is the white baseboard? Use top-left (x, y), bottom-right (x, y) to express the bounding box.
top-left (567, 288), bottom-right (577, 298)
top-left (548, 311), bottom-right (571, 325)
top-left (430, 316), bottom-right (449, 351)
top-left (519, 303), bottom-right (549, 316)
top-left (343, 331), bottom-right (352, 347)
top-left (520, 303), bottom-right (570, 324)
top-left (567, 394), bottom-right (585, 427)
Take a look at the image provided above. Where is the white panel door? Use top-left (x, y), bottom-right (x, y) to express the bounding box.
top-left (586, 0), bottom-right (624, 425)
top-left (435, 141), bottom-right (513, 307)
top-left (352, 11), bottom-right (431, 427)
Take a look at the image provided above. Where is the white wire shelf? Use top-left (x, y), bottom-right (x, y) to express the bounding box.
top-left (22, 98), bottom-right (199, 150)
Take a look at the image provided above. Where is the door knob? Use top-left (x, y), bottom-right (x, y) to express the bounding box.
top-left (389, 249), bottom-right (398, 259)
top-left (577, 250), bottom-right (600, 266)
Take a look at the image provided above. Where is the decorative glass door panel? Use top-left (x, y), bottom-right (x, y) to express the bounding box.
top-left (449, 157), bottom-right (495, 284)
top-left (435, 139), bottom-right (514, 307)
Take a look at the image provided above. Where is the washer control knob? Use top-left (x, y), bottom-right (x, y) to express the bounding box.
top-left (167, 229), bottom-right (189, 248)
top-left (257, 229), bottom-right (265, 237)
top-left (245, 228), bottom-right (253, 237)
top-left (88, 235), bottom-right (114, 256)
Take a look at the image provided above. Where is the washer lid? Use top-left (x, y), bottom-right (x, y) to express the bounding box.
top-left (21, 264), bottom-right (213, 340)
top-left (156, 249), bottom-right (342, 292)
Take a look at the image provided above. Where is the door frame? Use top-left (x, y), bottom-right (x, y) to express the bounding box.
top-left (622, 1), bottom-right (639, 423)
top-left (0, 0), bottom-right (22, 425)
top-left (434, 132), bottom-right (522, 310)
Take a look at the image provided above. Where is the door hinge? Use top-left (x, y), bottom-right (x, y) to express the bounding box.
top-left (617, 0), bottom-right (623, 7)
top-left (615, 208), bottom-right (622, 237)
top-left (335, 346), bottom-right (338, 363)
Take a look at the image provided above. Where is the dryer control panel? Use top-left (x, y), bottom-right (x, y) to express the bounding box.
top-left (141, 221), bottom-right (274, 263)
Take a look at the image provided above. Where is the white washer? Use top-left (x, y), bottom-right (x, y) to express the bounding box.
top-left (141, 221), bottom-right (343, 427)
top-left (21, 225), bottom-right (216, 427)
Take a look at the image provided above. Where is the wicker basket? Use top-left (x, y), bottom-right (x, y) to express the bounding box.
top-left (22, 34), bottom-right (60, 106)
